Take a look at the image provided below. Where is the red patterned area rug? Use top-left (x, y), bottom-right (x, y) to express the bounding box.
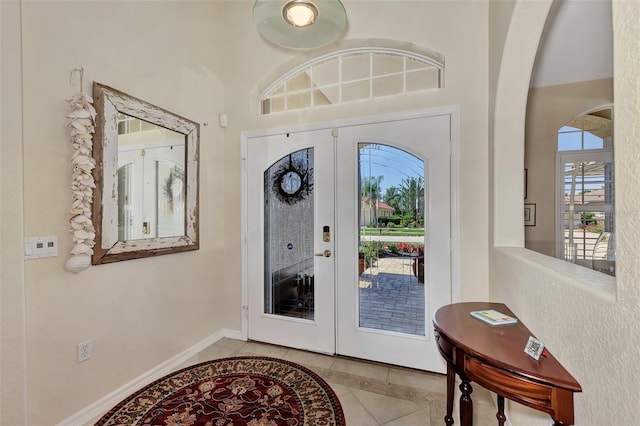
top-left (95, 356), bottom-right (345, 426)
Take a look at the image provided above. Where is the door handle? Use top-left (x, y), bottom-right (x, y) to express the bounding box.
top-left (315, 249), bottom-right (332, 257)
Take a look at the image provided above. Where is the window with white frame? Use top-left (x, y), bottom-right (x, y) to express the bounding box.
top-left (259, 48), bottom-right (444, 115)
top-left (557, 108), bottom-right (615, 276)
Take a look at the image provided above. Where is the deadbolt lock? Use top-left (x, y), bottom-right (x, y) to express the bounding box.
top-left (323, 225), bottom-right (331, 242)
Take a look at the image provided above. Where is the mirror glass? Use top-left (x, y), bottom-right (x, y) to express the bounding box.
top-left (117, 115), bottom-right (186, 240)
top-left (92, 83), bottom-right (199, 264)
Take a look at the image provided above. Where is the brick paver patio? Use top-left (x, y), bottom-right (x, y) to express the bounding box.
top-left (359, 257), bottom-right (426, 335)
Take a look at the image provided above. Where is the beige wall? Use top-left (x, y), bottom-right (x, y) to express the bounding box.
top-left (488, 0), bottom-right (516, 254)
top-left (3, 2), bottom-right (228, 424)
top-left (2, 0), bottom-right (491, 423)
top-left (222, 0), bottom-right (491, 312)
top-left (1, 1), bottom-right (27, 424)
top-left (492, 1), bottom-right (640, 425)
top-left (2, 0), bottom-right (636, 424)
top-left (525, 79), bottom-right (613, 256)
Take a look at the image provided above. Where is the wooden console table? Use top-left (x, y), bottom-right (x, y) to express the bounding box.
top-left (433, 302), bottom-right (581, 426)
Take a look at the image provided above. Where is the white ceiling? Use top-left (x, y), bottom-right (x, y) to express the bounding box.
top-left (530, 0), bottom-right (613, 88)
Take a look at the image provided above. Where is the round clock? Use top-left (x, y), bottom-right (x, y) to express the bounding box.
top-left (280, 170), bottom-right (302, 195)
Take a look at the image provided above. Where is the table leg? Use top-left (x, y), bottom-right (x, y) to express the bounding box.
top-left (445, 363), bottom-right (455, 426)
top-left (459, 379), bottom-right (473, 426)
top-left (496, 395), bottom-right (506, 426)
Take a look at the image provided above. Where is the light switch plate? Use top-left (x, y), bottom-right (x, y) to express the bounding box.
top-left (24, 236), bottom-right (58, 260)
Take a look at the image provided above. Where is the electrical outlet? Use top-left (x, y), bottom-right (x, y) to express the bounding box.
top-left (77, 340), bottom-right (92, 363)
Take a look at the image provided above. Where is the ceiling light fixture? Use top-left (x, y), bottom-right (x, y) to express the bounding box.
top-left (283, 1), bottom-right (318, 27)
top-left (253, 0), bottom-right (347, 49)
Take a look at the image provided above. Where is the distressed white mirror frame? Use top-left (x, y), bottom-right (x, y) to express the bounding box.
top-left (92, 82), bottom-right (199, 264)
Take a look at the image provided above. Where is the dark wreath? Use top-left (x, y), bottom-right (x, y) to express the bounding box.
top-left (163, 166), bottom-right (184, 210)
top-left (271, 157), bottom-right (313, 205)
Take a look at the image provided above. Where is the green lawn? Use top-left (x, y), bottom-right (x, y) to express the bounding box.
top-left (360, 227), bottom-right (425, 237)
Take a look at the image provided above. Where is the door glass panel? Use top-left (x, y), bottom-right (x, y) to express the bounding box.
top-left (264, 149), bottom-right (315, 319)
top-left (358, 143), bottom-right (425, 335)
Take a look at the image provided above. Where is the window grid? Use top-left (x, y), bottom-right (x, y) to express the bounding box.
top-left (259, 49), bottom-right (443, 115)
top-left (117, 114), bottom-right (160, 135)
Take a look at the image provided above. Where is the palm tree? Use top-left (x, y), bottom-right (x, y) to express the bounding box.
top-left (383, 186), bottom-right (402, 214)
top-left (361, 175), bottom-right (384, 225)
top-left (401, 177), bottom-right (424, 225)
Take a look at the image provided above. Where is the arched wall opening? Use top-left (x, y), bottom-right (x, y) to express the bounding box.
top-left (493, 0), bottom-right (553, 247)
top-left (491, 2), bottom-right (638, 425)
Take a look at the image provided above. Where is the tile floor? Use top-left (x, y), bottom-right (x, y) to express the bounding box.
top-left (177, 338), bottom-right (501, 426)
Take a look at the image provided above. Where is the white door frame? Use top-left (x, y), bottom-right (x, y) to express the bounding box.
top-left (240, 106), bottom-right (461, 344)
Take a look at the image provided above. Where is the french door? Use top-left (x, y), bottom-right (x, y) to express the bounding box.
top-left (245, 113), bottom-right (452, 372)
top-left (335, 117), bottom-right (451, 372)
top-left (245, 129), bottom-right (336, 354)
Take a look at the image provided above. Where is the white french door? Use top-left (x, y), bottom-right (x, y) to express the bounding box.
top-left (245, 113), bottom-right (452, 372)
top-left (245, 129), bottom-right (336, 354)
top-left (335, 116), bottom-right (451, 372)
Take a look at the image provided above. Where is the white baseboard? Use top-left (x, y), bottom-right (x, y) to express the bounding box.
top-left (57, 329), bottom-right (244, 426)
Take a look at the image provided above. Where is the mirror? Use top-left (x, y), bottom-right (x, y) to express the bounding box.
top-left (92, 82), bottom-right (199, 264)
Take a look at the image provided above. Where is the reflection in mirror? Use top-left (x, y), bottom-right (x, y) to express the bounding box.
top-left (116, 115), bottom-right (186, 240)
top-left (92, 83), bottom-right (199, 264)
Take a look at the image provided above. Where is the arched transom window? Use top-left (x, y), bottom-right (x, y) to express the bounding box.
top-left (259, 47), bottom-right (444, 115)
